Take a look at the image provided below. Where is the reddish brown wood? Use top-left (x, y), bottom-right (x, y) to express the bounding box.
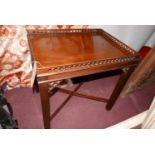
top-left (38, 82), bottom-right (50, 129)
top-left (57, 87), bottom-right (108, 103)
top-left (27, 29), bottom-right (139, 77)
top-left (27, 29), bottom-right (140, 129)
top-left (106, 67), bottom-right (136, 110)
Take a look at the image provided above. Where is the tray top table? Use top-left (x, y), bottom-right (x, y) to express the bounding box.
top-left (28, 29), bottom-right (140, 128)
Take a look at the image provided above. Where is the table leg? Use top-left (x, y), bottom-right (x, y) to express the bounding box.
top-left (38, 82), bottom-right (50, 129)
top-left (106, 67), bottom-right (135, 110)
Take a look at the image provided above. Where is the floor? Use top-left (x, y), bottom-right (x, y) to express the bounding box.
top-left (4, 72), bottom-right (155, 129)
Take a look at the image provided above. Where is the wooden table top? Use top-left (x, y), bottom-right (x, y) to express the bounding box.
top-left (27, 29), bottom-right (139, 77)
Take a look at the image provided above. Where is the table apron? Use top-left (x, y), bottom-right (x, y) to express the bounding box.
top-left (37, 62), bottom-right (138, 84)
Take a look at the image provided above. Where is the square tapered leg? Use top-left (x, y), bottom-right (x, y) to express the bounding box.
top-left (106, 67), bottom-right (135, 110)
top-left (38, 82), bottom-right (50, 129)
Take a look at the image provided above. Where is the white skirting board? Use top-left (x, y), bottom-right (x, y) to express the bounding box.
top-left (107, 97), bottom-right (155, 129)
top-left (107, 110), bottom-right (147, 129)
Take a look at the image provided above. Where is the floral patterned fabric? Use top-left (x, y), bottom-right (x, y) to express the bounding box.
top-left (0, 25), bottom-right (88, 89)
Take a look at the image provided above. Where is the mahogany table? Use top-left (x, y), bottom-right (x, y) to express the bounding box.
top-left (27, 29), bottom-right (140, 129)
